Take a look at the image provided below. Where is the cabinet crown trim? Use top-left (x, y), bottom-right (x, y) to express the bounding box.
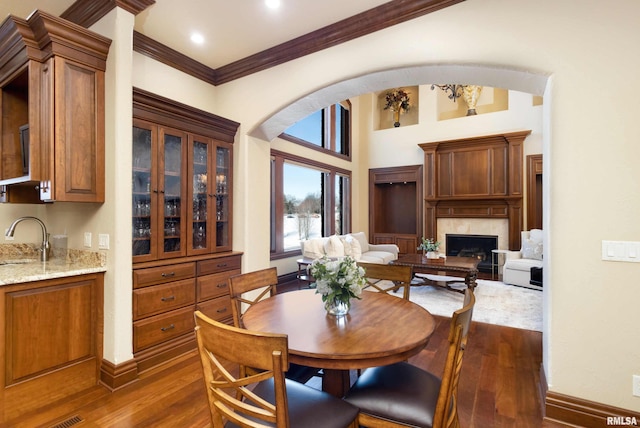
top-left (133, 87), bottom-right (239, 143)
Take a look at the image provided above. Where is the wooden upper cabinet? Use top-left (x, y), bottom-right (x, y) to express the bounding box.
top-left (132, 88), bottom-right (240, 262)
top-left (0, 10), bottom-right (110, 203)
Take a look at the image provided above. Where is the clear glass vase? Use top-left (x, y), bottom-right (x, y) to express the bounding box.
top-left (325, 298), bottom-right (350, 316)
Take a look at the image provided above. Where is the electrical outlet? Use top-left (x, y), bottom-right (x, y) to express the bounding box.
top-left (84, 232), bottom-right (92, 248)
top-left (98, 233), bottom-right (109, 250)
top-left (633, 375), bottom-right (640, 397)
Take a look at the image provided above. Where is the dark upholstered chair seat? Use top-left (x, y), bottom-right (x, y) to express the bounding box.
top-left (226, 378), bottom-right (359, 428)
top-left (345, 361), bottom-right (442, 428)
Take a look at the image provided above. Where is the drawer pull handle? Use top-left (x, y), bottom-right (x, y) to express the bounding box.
top-left (161, 272), bottom-right (175, 278)
top-left (217, 308), bottom-right (228, 313)
top-left (161, 324), bottom-right (175, 332)
top-left (216, 283), bottom-right (227, 288)
top-left (217, 263), bottom-right (228, 268)
top-left (161, 295), bottom-right (175, 302)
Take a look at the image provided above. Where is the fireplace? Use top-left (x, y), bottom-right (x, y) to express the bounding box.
top-left (446, 234), bottom-right (497, 275)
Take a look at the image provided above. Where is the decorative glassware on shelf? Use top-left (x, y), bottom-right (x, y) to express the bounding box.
top-left (191, 140), bottom-right (209, 252)
top-left (215, 146), bottom-right (230, 249)
top-left (308, 256), bottom-right (366, 316)
top-left (132, 126), bottom-right (152, 257)
top-left (162, 134), bottom-right (182, 255)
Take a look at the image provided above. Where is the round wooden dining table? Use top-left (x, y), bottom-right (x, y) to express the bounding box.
top-left (242, 289), bottom-right (436, 397)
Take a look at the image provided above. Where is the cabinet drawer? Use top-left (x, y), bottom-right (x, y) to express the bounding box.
top-left (197, 296), bottom-right (233, 323)
top-left (197, 255), bottom-right (241, 276)
top-left (133, 279), bottom-right (196, 320)
top-left (197, 269), bottom-right (239, 301)
top-left (133, 262), bottom-right (196, 289)
top-left (133, 306), bottom-right (195, 352)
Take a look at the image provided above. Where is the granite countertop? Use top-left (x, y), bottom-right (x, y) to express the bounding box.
top-left (0, 244), bottom-right (107, 286)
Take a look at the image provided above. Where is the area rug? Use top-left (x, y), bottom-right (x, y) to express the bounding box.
top-left (408, 278), bottom-right (542, 332)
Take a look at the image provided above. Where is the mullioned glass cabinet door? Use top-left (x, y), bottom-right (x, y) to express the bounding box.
top-left (132, 124), bottom-right (156, 261)
top-left (159, 128), bottom-right (187, 259)
top-left (132, 120), bottom-right (188, 262)
top-left (188, 136), bottom-right (212, 255)
top-left (215, 143), bottom-right (232, 252)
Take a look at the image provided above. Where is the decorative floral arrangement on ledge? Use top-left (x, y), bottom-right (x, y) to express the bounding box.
top-left (309, 256), bottom-right (365, 316)
top-left (383, 88), bottom-right (411, 127)
top-left (418, 237), bottom-right (441, 259)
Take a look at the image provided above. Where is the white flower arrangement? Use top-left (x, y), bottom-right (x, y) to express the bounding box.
top-left (309, 256), bottom-right (365, 308)
top-left (417, 237), bottom-right (441, 252)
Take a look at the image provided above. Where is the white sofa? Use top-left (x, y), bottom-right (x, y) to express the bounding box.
top-left (301, 232), bottom-right (399, 264)
top-left (502, 229), bottom-right (543, 290)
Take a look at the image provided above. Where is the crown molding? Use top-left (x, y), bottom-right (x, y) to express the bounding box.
top-left (215, 0), bottom-right (465, 84)
top-left (61, 0), bottom-right (155, 28)
top-left (133, 31), bottom-right (217, 85)
top-left (59, 0), bottom-right (464, 85)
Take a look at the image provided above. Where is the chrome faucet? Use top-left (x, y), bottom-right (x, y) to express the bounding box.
top-left (5, 216), bottom-right (51, 262)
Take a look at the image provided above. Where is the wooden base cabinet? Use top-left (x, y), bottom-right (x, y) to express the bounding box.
top-left (132, 253), bottom-right (240, 373)
top-left (0, 273), bottom-right (104, 421)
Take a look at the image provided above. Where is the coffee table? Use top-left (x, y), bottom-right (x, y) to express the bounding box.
top-left (391, 254), bottom-right (480, 294)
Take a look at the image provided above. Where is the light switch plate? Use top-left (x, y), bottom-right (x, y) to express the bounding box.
top-left (84, 232), bottom-right (92, 248)
top-left (602, 240), bottom-right (640, 262)
top-left (98, 233), bottom-right (109, 250)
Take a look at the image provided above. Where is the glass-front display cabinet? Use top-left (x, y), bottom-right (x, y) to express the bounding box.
top-left (133, 118), bottom-right (233, 262)
top-left (187, 136), bottom-right (233, 254)
top-left (132, 120), bottom-right (188, 262)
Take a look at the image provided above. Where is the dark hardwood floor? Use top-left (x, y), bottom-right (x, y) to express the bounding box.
top-left (5, 281), bottom-right (566, 428)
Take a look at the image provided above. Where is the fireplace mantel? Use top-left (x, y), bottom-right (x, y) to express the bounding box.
top-left (419, 131), bottom-right (531, 250)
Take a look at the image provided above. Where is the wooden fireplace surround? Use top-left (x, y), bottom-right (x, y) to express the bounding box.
top-left (419, 131), bottom-right (531, 251)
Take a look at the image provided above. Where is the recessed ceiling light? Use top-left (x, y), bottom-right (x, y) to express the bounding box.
top-left (190, 33), bottom-right (205, 45)
top-left (265, 0), bottom-right (281, 9)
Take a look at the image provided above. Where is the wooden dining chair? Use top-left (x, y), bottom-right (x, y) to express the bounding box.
top-left (228, 267), bottom-right (279, 329)
top-left (194, 311), bottom-right (359, 428)
top-left (228, 267), bottom-right (321, 383)
top-left (344, 289), bottom-right (476, 428)
top-left (357, 262), bottom-right (413, 300)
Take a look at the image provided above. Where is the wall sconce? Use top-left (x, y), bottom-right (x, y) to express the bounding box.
top-left (431, 84), bottom-right (465, 102)
top-left (431, 84), bottom-right (483, 116)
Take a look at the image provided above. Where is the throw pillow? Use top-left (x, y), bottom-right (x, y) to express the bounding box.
top-left (349, 232), bottom-right (370, 253)
top-left (345, 235), bottom-right (362, 260)
top-left (324, 235), bottom-right (345, 257)
top-left (302, 239), bottom-right (324, 259)
top-left (340, 236), bottom-right (354, 257)
top-left (521, 238), bottom-right (543, 260)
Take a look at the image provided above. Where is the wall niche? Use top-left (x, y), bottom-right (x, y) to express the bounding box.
top-left (375, 86), bottom-right (419, 130)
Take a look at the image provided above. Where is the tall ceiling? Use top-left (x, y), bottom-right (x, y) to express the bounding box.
top-left (0, 0), bottom-right (392, 69)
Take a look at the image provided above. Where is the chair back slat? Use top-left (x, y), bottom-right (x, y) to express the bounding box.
top-left (357, 262), bottom-right (413, 300)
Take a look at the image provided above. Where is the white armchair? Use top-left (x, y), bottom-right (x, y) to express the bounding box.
top-left (502, 229), bottom-right (543, 290)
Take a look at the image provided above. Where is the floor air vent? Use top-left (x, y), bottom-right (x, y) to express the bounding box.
top-left (50, 415), bottom-right (84, 428)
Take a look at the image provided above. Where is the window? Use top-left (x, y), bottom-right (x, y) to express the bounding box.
top-left (280, 102), bottom-right (351, 159)
top-left (271, 150), bottom-right (351, 258)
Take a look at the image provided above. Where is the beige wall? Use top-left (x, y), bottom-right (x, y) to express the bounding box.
top-left (1, 0), bottom-right (638, 413)
top-left (213, 0), bottom-right (640, 412)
